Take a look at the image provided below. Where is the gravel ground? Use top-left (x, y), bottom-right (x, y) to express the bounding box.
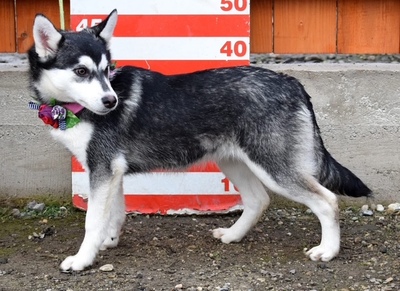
top-left (0, 201), bottom-right (399, 291)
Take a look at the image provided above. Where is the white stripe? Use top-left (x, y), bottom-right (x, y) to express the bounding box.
top-left (110, 37), bottom-right (249, 60)
top-left (71, 0), bottom-right (249, 15)
top-left (72, 172), bottom-right (239, 195)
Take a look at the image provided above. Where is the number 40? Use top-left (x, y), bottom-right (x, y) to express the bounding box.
top-left (220, 41), bottom-right (247, 57)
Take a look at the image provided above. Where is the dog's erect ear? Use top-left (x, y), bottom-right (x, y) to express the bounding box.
top-left (88, 9), bottom-right (118, 47)
top-left (33, 14), bottom-right (62, 59)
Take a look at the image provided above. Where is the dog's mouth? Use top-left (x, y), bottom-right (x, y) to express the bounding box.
top-left (77, 99), bottom-right (118, 115)
top-left (87, 105), bottom-right (117, 116)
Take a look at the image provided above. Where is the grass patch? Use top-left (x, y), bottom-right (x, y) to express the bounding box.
top-left (0, 196), bottom-right (83, 223)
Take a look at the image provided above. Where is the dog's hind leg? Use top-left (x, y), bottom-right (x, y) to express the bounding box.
top-left (244, 160), bottom-right (340, 262)
top-left (301, 182), bottom-right (340, 261)
top-left (60, 155), bottom-right (127, 271)
top-left (100, 176), bottom-right (126, 250)
top-left (213, 159), bottom-right (270, 243)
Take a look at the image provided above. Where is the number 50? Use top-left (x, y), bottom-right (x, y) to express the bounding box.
top-left (220, 0), bottom-right (248, 12)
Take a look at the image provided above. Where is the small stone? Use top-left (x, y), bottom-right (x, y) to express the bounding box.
top-left (379, 246), bottom-right (388, 253)
top-left (11, 209), bottom-right (20, 217)
top-left (0, 258), bottom-right (8, 264)
top-left (27, 201), bottom-right (37, 210)
top-left (32, 203), bottom-right (45, 212)
top-left (376, 204), bottom-right (385, 212)
top-left (289, 269), bottom-right (296, 274)
top-left (387, 203), bottom-right (400, 213)
top-left (99, 264), bottom-right (114, 272)
top-left (362, 209), bottom-right (374, 216)
top-left (305, 209), bottom-right (313, 214)
top-left (174, 284), bottom-right (183, 289)
top-left (219, 283), bottom-right (231, 291)
top-left (384, 277), bottom-right (394, 283)
top-left (360, 205), bottom-right (373, 216)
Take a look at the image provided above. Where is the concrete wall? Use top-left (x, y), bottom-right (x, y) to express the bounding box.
top-left (1, 63), bottom-right (399, 202)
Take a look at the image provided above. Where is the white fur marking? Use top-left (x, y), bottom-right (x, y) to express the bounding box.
top-left (51, 121), bottom-right (94, 171)
top-left (122, 77), bottom-right (142, 124)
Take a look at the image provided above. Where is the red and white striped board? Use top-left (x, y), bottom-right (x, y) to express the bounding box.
top-left (70, 0), bottom-right (250, 214)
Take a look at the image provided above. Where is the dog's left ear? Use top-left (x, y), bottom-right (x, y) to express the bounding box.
top-left (88, 9), bottom-right (118, 47)
top-left (33, 14), bottom-right (62, 60)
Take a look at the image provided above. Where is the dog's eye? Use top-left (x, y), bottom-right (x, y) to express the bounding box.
top-left (74, 67), bottom-right (88, 77)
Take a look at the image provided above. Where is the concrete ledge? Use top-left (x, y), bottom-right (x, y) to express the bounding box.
top-left (1, 63), bottom-right (399, 202)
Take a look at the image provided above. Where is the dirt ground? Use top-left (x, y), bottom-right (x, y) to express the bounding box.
top-left (0, 201), bottom-right (399, 291)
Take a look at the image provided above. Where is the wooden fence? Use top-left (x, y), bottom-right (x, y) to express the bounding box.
top-left (1, 0), bottom-right (399, 54)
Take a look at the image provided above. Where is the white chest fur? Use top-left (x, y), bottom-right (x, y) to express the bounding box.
top-left (50, 121), bottom-right (94, 171)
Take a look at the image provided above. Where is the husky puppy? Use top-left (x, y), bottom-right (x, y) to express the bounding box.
top-left (28, 10), bottom-right (371, 271)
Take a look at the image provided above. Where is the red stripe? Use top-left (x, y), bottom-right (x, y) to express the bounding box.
top-left (73, 194), bottom-right (242, 214)
top-left (72, 157), bottom-right (221, 173)
top-left (115, 59), bottom-right (249, 75)
top-left (71, 15), bottom-right (249, 37)
top-left (72, 157), bottom-right (84, 172)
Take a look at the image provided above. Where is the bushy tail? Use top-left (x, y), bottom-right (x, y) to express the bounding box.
top-left (318, 149), bottom-right (372, 197)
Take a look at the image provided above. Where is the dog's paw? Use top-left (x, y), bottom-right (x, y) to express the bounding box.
top-left (304, 245), bottom-right (339, 262)
top-left (212, 228), bottom-right (242, 244)
top-left (59, 255), bottom-right (92, 272)
top-left (100, 236), bottom-right (119, 251)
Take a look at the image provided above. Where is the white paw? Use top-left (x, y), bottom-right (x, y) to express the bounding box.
top-left (305, 245), bottom-right (339, 262)
top-left (100, 236), bottom-right (119, 251)
top-left (59, 254), bottom-right (93, 272)
top-left (212, 228), bottom-right (242, 244)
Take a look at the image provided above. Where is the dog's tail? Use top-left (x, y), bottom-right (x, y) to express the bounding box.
top-left (317, 148), bottom-right (372, 197)
top-left (301, 87), bottom-right (371, 198)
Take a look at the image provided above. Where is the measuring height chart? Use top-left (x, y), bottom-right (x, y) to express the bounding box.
top-left (70, 0), bottom-right (250, 214)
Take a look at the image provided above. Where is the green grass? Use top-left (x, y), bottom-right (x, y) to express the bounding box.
top-left (0, 195), bottom-right (83, 222)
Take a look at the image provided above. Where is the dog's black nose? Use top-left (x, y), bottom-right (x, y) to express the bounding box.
top-left (102, 95), bottom-right (117, 109)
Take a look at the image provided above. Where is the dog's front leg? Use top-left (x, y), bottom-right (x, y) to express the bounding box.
top-left (60, 165), bottom-right (125, 272)
top-left (100, 177), bottom-right (125, 250)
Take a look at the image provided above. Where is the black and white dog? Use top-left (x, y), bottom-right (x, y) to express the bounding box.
top-left (28, 10), bottom-right (371, 271)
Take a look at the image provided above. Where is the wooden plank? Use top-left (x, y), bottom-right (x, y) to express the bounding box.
top-left (16, 0), bottom-right (70, 53)
top-left (274, 0), bottom-right (337, 54)
top-left (250, 0), bottom-right (273, 53)
top-left (0, 0), bottom-right (16, 52)
top-left (338, 0), bottom-right (400, 54)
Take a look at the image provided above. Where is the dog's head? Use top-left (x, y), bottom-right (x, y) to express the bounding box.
top-left (29, 10), bottom-right (119, 115)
